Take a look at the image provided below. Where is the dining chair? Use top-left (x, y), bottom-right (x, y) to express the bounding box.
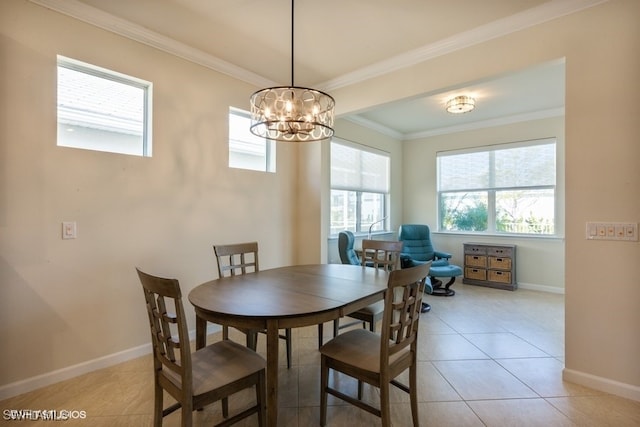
top-left (319, 262), bottom-right (430, 427)
top-left (334, 239), bottom-right (404, 336)
top-left (213, 242), bottom-right (293, 369)
top-left (135, 268), bottom-right (266, 427)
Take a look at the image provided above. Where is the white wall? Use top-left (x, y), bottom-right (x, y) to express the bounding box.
top-left (403, 117), bottom-right (566, 292)
top-left (0, 0), bottom-right (297, 391)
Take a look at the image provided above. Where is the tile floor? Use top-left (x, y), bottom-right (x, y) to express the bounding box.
top-left (2, 284), bottom-right (639, 426)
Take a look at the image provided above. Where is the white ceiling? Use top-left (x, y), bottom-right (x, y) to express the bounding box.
top-left (33, 0), bottom-right (598, 138)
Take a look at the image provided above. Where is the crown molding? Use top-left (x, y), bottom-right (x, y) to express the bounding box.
top-left (319, 0), bottom-right (607, 91)
top-left (341, 115), bottom-right (405, 140)
top-left (345, 108), bottom-right (564, 142)
top-left (403, 107), bottom-right (565, 141)
top-left (29, 0), bottom-right (276, 88)
top-left (30, 0), bottom-right (605, 92)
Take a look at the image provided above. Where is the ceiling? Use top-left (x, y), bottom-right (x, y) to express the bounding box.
top-left (32, 0), bottom-right (598, 138)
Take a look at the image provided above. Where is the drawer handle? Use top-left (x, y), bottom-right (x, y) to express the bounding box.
top-left (496, 258), bottom-right (503, 262)
top-left (473, 256), bottom-right (480, 260)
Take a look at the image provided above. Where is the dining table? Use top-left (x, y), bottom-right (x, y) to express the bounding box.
top-left (188, 263), bottom-right (390, 427)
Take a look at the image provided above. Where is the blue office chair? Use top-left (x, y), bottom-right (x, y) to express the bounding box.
top-left (398, 224), bottom-right (462, 297)
top-left (338, 230), bottom-right (360, 265)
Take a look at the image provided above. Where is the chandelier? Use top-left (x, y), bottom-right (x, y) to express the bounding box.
top-left (446, 95), bottom-right (475, 114)
top-left (249, 0), bottom-right (335, 142)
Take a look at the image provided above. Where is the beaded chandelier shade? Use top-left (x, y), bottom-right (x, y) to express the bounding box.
top-left (249, 0), bottom-right (335, 142)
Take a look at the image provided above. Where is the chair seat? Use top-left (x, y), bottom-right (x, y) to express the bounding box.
top-left (429, 264), bottom-right (462, 278)
top-left (353, 300), bottom-right (384, 316)
top-left (320, 329), bottom-right (409, 374)
top-left (165, 340), bottom-right (266, 397)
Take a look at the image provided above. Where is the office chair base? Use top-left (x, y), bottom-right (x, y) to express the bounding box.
top-left (430, 276), bottom-right (456, 297)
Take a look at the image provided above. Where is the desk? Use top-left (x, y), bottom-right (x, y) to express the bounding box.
top-left (188, 264), bottom-right (388, 427)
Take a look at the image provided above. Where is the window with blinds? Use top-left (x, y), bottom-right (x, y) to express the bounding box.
top-left (330, 141), bottom-right (390, 235)
top-left (437, 138), bottom-right (556, 235)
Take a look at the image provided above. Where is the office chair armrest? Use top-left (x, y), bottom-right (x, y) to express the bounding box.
top-left (433, 251), bottom-right (452, 260)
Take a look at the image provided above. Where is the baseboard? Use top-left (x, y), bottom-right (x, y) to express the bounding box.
top-left (0, 342), bottom-right (151, 401)
top-left (517, 281), bottom-right (565, 294)
top-left (0, 324), bottom-right (222, 401)
top-left (563, 368), bottom-right (640, 402)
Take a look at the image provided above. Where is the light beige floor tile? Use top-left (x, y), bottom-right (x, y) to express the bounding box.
top-left (468, 398), bottom-right (576, 426)
top-left (417, 333), bottom-right (489, 361)
top-left (419, 401), bottom-right (488, 426)
top-left (463, 332), bottom-right (550, 358)
top-left (496, 357), bottom-right (603, 398)
top-left (435, 314), bottom-right (509, 334)
top-left (419, 362), bottom-right (464, 403)
top-left (547, 395), bottom-right (640, 427)
top-left (3, 284), bottom-right (638, 426)
top-left (514, 330), bottom-right (565, 357)
top-left (433, 359), bottom-right (538, 400)
top-left (418, 314), bottom-right (458, 335)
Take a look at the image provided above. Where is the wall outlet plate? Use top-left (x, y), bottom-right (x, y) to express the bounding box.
top-left (586, 222), bottom-right (637, 241)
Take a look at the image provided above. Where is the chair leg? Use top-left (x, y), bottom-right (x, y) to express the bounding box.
top-left (222, 397), bottom-right (229, 418)
top-left (409, 363), bottom-right (419, 426)
top-left (380, 381), bottom-right (391, 427)
top-left (285, 328), bottom-right (292, 369)
top-left (320, 356), bottom-right (328, 426)
top-left (256, 370), bottom-right (266, 427)
top-left (332, 319), bottom-right (339, 338)
top-left (222, 325), bottom-right (229, 341)
top-left (318, 323), bottom-right (324, 349)
top-left (181, 400), bottom-right (193, 427)
top-left (153, 381), bottom-right (163, 427)
top-left (357, 380), bottom-right (363, 400)
top-left (246, 330), bottom-right (258, 350)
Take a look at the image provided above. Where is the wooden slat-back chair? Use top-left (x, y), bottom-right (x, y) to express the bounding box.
top-left (136, 268), bottom-right (266, 427)
top-left (213, 242), bottom-right (293, 369)
top-left (320, 262), bottom-right (430, 426)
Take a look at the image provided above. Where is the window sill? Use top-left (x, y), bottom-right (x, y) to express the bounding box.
top-left (433, 231), bottom-right (564, 241)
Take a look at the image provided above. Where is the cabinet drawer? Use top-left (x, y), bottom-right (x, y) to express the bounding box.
top-left (465, 255), bottom-right (487, 268)
top-left (465, 267), bottom-right (487, 281)
top-left (488, 256), bottom-right (512, 270)
top-left (488, 246), bottom-right (513, 257)
top-left (488, 270), bottom-right (512, 284)
top-left (464, 245), bottom-right (487, 255)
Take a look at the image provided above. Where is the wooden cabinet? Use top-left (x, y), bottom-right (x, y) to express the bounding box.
top-left (462, 243), bottom-right (516, 291)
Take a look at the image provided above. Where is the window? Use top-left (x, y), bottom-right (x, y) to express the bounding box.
top-left (57, 56), bottom-right (152, 156)
top-left (330, 140), bottom-right (390, 236)
top-left (229, 108), bottom-right (275, 172)
top-left (437, 138), bottom-right (556, 235)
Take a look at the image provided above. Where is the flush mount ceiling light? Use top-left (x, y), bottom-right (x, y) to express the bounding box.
top-left (249, 0), bottom-right (335, 142)
top-left (446, 95), bottom-right (475, 114)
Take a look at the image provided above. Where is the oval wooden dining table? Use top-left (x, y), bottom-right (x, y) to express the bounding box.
top-left (188, 263), bottom-right (389, 427)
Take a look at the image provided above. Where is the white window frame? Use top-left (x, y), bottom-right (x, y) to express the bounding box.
top-left (57, 56), bottom-right (152, 156)
top-left (330, 139), bottom-right (390, 236)
top-left (437, 138), bottom-right (557, 236)
top-left (228, 107), bottom-right (275, 173)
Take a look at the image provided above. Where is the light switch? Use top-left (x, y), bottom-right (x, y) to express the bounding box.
top-left (586, 222), bottom-right (638, 241)
top-left (62, 221), bottom-right (77, 239)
